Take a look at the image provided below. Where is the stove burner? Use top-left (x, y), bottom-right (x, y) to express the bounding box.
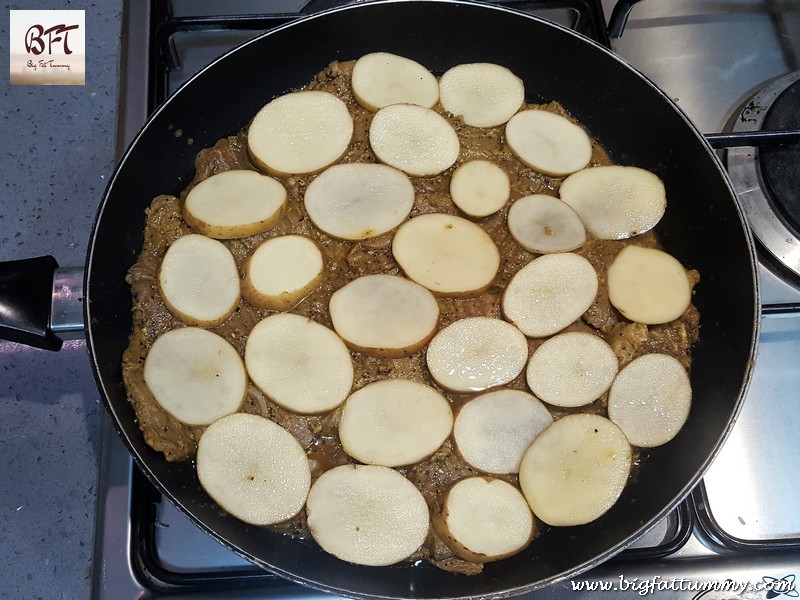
top-left (727, 71), bottom-right (800, 281)
top-left (760, 80), bottom-right (800, 237)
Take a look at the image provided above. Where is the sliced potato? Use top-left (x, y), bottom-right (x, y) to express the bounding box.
top-left (426, 317), bottom-right (528, 393)
top-left (505, 109), bottom-right (593, 176)
top-left (242, 235), bottom-right (324, 310)
top-left (607, 245), bottom-right (692, 324)
top-left (392, 214), bottom-right (500, 296)
top-left (608, 353), bottom-right (691, 448)
top-left (248, 90), bottom-right (354, 175)
top-left (559, 165), bottom-right (666, 239)
top-left (369, 103), bottom-right (460, 176)
top-left (519, 414), bottom-right (632, 526)
top-left (196, 413), bottom-right (311, 526)
top-left (351, 52), bottom-right (439, 111)
top-left (450, 160), bottom-right (511, 218)
top-left (306, 464), bottom-right (430, 566)
top-left (244, 313), bottom-right (353, 414)
top-left (143, 328), bottom-right (246, 426)
top-left (338, 379), bottom-right (453, 467)
top-left (435, 477), bottom-right (534, 563)
top-left (453, 389), bottom-right (553, 475)
top-left (502, 253), bottom-right (598, 338)
top-left (158, 234), bottom-right (240, 327)
top-left (183, 170), bottom-right (287, 239)
top-left (526, 331), bottom-right (618, 408)
top-left (329, 274), bottom-right (439, 357)
top-left (439, 63), bottom-right (524, 128)
top-left (507, 194), bottom-right (586, 253)
top-left (303, 163), bottom-right (414, 240)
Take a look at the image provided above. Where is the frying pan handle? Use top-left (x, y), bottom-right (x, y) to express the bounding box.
top-left (0, 256), bottom-right (85, 351)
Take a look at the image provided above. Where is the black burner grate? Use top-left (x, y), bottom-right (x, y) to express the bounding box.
top-left (760, 79), bottom-right (800, 237)
top-left (148, 0), bottom-right (611, 112)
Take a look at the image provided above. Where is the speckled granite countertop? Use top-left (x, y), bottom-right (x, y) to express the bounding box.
top-left (0, 2), bottom-right (122, 599)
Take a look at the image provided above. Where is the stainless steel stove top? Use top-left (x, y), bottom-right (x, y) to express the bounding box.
top-left (92, 1), bottom-right (800, 598)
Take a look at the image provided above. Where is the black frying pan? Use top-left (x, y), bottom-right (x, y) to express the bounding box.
top-left (9, 1), bottom-right (761, 597)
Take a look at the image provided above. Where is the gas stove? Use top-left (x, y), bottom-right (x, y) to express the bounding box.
top-left (91, 1), bottom-right (800, 598)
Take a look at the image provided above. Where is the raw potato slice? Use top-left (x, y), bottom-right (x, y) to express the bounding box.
top-left (505, 110), bottom-right (593, 176)
top-left (607, 245), bottom-right (692, 324)
top-left (303, 163), bottom-right (414, 240)
top-left (306, 464), bottom-right (430, 567)
top-left (329, 274), bottom-right (439, 357)
top-left (439, 63), bottom-right (524, 128)
top-left (559, 165), bottom-right (667, 239)
top-left (435, 477), bottom-right (534, 563)
top-left (196, 413), bottom-right (311, 526)
top-left (242, 235), bottom-right (324, 310)
top-left (144, 328), bottom-right (246, 426)
top-left (158, 234), bottom-right (240, 327)
top-left (526, 332), bottom-right (618, 408)
top-left (608, 353), bottom-right (692, 448)
top-left (338, 379), bottom-right (453, 467)
top-left (392, 214), bottom-right (500, 296)
top-left (519, 414), bottom-right (632, 526)
top-left (248, 90), bottom-right (354, 175)
top-left (351, 52), bottom-right (439, 111)
top-left (369, 103), bottom-right (460, 176)
top-left (183, 170), bottom-right (287, 239)
top-left (450, 160), bottom-right (511, 218)
top-left (507, 194), bottom-right (586, 253)
top-left (502, 253), bottom-right (598, 338)
top-left (426, 317), bottom-right (528, 393)
top-left (244, 313), bottom-right (353, 414)
top-left (453, 389), bottom-right (553, 474)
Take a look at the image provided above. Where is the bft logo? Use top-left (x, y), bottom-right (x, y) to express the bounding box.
top-left (25, 23), bottom-right (80, 56)
top-left (10, 10), bottom-right (85, 85)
